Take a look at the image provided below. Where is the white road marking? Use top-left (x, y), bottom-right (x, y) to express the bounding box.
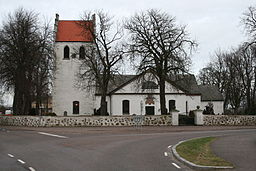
top-left (172, 162), bottom-right (181, 169)
top-left (9, 154), bottom-right (35, 170)
top-left (38, 132), bottom-right (68, 138)
top-left (168, 145), bottom-right (172, 148)
top-left (164, 152), bottom-right (168, 156)
top-left (17, 159), bottom-right (26, 164)
top-left (29, 167), bottom-right (36, 171)
top-left (7, 154), bottom-right (14, 158)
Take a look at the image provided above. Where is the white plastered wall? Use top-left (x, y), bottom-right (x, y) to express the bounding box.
top-left (95, 94), bottom-right (201, 116)
top-left (201, 101), bottom-right (224, 114)
top-left (95, 74), bottom-right (201, 115)
top-left (52, 42), bottom-right (95, 116)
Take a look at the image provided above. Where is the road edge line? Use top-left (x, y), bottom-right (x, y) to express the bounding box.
top-left (171, 137), bottom-right (234, 170)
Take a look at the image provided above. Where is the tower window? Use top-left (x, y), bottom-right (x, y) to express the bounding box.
top-left (64, 46), bottom-right (70, 59)
top-left (79, 46), bottom-right (85, 59)
top-left (73, 101), bottom-right (79, 114)
top-left (122, 100), bottom-right (130, 114)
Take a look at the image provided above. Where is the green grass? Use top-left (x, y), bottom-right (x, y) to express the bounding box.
top-left (176, 137), bottom-right (233, 167)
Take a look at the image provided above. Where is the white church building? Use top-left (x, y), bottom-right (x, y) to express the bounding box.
top-left (52, 14), bottom-right (224, 116)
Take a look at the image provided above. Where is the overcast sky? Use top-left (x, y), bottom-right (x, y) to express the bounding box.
top-left (0, 0), bottom-right (255, 75)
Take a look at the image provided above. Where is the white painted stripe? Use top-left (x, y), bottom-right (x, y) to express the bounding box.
top-left (29, 167), bottom-right (36, 171)
top-left (38, 132), bottom-right (68, 138)
top-left (8, 154), bottom-right (14, 158)
top-left (168, 145), bottom-right (172, 148)
top-left (164, 152), bottom-right (168, 156)
top-left (17, 159), bottom-right (26, 164)
top-left (172, 162), bottom-right (181, 169)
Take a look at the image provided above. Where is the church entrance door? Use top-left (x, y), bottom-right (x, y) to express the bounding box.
top-left (145, 106), bottom-right (155, 115)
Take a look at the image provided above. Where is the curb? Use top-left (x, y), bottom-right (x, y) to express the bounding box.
top-left (171, 137), bottom-right (234, 170)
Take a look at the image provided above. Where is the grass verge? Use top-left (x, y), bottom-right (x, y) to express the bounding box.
top-left (176, 137), bottom-right (233, 167)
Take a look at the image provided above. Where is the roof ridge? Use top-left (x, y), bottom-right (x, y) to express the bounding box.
top-left (59, 20), bottom-right (92, 22)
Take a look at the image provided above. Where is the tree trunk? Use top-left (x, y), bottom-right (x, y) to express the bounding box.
top-left (99, 74), bottom-right (109, 116)
top-left (100, 93), bottom-right (107, 116)
top-left (24, 92), bottom-right (31, 115)
top-left (13, 86), bottom-right (22, 115)
top-left (36, 97), bottom-right (40, 115)
top-left (36, 87), bottom-right (41, 115)
top-left (13, 71), bottom-right (26, 115)
top-left (159, 77), bottom-right (167, 115)
top-left (24, 74), bottom-right (32, 115)
top-left (246, 85), bottom-right (251, 114)
top-left (46, 94), bottom-right (49, 114)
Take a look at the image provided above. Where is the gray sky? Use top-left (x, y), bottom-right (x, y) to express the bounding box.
top-left (0, 0), bottom-right (255, 75)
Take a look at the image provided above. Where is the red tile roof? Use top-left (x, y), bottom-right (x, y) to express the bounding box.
top-left (56, 21), bottom-right (93, 42)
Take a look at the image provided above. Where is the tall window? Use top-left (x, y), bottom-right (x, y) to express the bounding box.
top-left (122, 100), bottom-right (130, 114)
top-left (79, 46), bottom-right (85, 59)
top-left (73, 101), bottom-right (79, 114)
top-left (169, 100), bottom-right (176, 112)
top-left (64, 46), bottom-right (70, 59)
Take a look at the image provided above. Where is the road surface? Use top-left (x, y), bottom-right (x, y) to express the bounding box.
top-left (0, 126), bottom-right (255, 171)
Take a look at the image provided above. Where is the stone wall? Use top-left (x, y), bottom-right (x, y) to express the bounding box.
top-left (1, 115), bottom-right (255, 127)
top-left (0, 115), bottom-right (172, 127)
top-left (203, 115), bottom-right (256, 126)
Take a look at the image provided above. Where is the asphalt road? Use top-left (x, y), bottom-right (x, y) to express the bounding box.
top-left (0, 126), bottom-right (255, 171)
top-left (212, 132), bottom-right (256, 171)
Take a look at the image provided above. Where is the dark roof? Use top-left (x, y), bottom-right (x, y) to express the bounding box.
top-left (95, 74), bottom-right (136, 94)
top-left (108, 74), bottom-right (136, 93)
top-left (168, 74), bottom-right (201, 94)
top-left (96, 72), bottom-right (201, 95)
top-left (142, 81), bottom-right (158, 89)
top-left (198, 85), bottom-right (224, 101)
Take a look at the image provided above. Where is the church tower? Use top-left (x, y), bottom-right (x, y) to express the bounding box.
top-left (52, 14), bottom-right (95, 116)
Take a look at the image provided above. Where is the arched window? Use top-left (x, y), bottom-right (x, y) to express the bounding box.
top-left (79, 46), bottom-right (85, 59)
top-left (122, 100), bottom-right (130, 114)
top-left (169, 100), bottom-right (176, 112)
top-left (73, 101), bottom-right (79, 114)
top-left (64, 46), bottom-right (70, 59)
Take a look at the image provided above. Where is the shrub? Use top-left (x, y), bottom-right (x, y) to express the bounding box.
top-left (189, 110), bottom-right (195, 117)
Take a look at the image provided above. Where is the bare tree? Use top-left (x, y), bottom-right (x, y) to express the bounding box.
top-left (243, 6), bottom-right (256, 42)
top-left (0, 85), bottom-right (4, 106)
top-left (198, 50), bottom-right (229, 109)
top-left (198, 45), bottom-right (256, 114)
top-left (77, 11), bottom-right (125, 116)
top-left (224, 50), bottom-right (245, 113)
top-left (211, 51), bottom-right (229, 94)
top-left (33, 22), bottom-right (55, 115)
top-left (198, 6), bottom-right (256, 115)
top-left (234, 44), bottom-right (256, 114)
top-left (125, 9), bottom-right (196, 115)
top-left (198, 64), bottom-right (215, 85)
top-left (0, 8), bottom-right (54, 115)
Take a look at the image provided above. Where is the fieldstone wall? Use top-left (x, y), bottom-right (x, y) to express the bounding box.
top-left (0, 115), bottom-right (172, 127)
top-left (1, 115), bottom-right (255, 127)
top-left (203, 115), bottom-right (256, 126)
